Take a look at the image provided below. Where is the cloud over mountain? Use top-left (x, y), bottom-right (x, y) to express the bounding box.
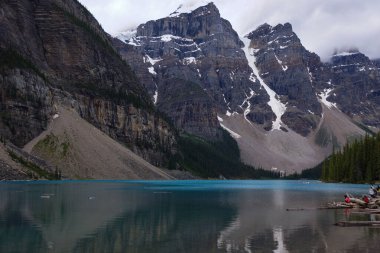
top-left (79, 0), bottom-right (380, 60)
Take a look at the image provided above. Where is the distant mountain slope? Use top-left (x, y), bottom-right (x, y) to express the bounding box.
top-left (114, 2), bottom-right (370, 172)
top-left (328, 50), bottom-right (380, 129)
top-left (218, 104), bottom-right (365, 173)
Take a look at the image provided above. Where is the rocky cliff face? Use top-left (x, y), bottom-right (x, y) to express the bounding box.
top-left (0, 0), bottom-right (176, 168)
top-left (327, 50), bottom-right (380, 128)
top-left (115, 3), bottom-right (274, 138)
top-left (246, 23), bottom-right (323, 136)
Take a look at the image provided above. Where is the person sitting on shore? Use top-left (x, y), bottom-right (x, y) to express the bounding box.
top-left (369, 186), bottom-right (377, 198)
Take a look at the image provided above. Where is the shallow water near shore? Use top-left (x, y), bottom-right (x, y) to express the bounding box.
top-left (0, 180), bottom-right (379, 253)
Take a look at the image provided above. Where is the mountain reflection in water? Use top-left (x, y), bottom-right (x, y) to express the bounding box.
top-left (0, 180), bottom-right (379, 253)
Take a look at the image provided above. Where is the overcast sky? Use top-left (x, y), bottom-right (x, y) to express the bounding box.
top-left (79, 0), bottom-right (380, 61)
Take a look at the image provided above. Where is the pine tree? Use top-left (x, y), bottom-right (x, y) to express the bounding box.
top-left (321, 134), bottom-right (380, 183)
top-left (322, 160), bottom-right (328, 181)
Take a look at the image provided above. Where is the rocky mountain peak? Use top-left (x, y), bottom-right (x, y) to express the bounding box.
top-left (331, 50), bottom-right (372, 68)
top-left (249, 22), bottom-right (293, 36)
top-left (115, 2), bottom-right (273, 138)
top-left (246, 23), bottom-right (322, 136)
top-left (248, 22), bottom-right (300, 51)
top-left (135, 1), bottom-right (237, 44)
top-left (194, 2), bottom-right (219, 15)
top-left (169, 2), bottom-right (218, 18)
top-left (327, 49), bottom-right (380, 128)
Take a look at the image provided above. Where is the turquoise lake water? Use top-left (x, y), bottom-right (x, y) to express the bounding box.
top-left (0, 180), bottom-right (379, 252)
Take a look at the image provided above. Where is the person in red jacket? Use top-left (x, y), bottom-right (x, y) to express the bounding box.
top-left (344, 194), bottom-right (351, 203)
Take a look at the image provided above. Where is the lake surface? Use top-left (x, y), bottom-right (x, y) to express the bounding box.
top-left (0, 180), bottom-right (379, 253)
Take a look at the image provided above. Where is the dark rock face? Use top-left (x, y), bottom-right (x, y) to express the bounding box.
top-left (115, 3), bottom-right (273, 139)
top-left (0, 68), bottom-right (52, 146)
top-left (247, 23), bottom-right (322, 136)
top-left (115, 1), bottom-right (379, 138)
top-left (0, 160), bottom-right (28, 180)
top-left (0, 0), bottom-right (176, 165)
top-left (327, 51), bottom-right (380, 128)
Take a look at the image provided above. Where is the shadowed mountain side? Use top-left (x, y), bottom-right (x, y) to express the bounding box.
top-left (0, 0), bottom-right (177, 175)
top-left (23, 105), bottom-right (174, 180)
top-left (0, 142), bottom-right (30, 180)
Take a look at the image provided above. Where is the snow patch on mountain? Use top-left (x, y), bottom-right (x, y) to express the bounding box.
top-left (160, 34), bottom-right (185, 42)
top-left (318, 88), bottom-right (337, 109)
top-left (143, 55), bottom-right (162, 66)
top-left (148, 67), bottom-right (157, 75)
top-left (218, 116), bottom-right (241, 139)
top-left (239, 89), bottom-right (256, 125)
top-left (274, 53), bottom-right (288, 71)
top-left (117, 29), bottom-right (139, 46)
top-left (169, 1), bottom-right (211, 17)
top-left (242, 37), bottom-right (287, 130)
top-left (153, 83), bottom-right (158, 104)
top-left (182, 57), bottom-right (197, 65)
top-left (307, 67), bottom-right (313, 83)
top-left (333, 51), bottom-right (360, 57)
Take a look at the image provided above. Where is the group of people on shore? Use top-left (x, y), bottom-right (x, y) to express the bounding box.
top-left (344, 185), bottom-right (380, 206)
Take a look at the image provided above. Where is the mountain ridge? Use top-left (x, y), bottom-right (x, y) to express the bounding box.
top-left (1, 1), bottom-right (378, 178)
top-left (114, 2), bottom-right (377, 172)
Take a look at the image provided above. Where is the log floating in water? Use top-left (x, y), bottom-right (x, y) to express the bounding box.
top-left (335, 221), bottom-right (380, 227)
top-left (286, 206), bottom-right (353, 211)
top-left (350, 209), bottom-right (380, 214)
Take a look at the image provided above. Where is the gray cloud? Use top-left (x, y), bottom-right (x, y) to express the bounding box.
top-left (79, 0), bottom-right (380, 61)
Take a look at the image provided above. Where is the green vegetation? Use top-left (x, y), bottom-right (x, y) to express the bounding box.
top-left (0, 48), bottom-right (45, 79)
top-left (8, 151), bottom-right (61, 180)
top-left (35, 133), bottom-right (71, 158)
top-left (321, 133), bottom-right (380, 183)
top-left (169, 130), bottom-right (280, 179)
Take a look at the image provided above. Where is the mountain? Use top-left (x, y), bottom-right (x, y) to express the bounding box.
top-left (245, 23), bottom-right (323, 136)
top-left (0, 0), bottom-right (176, 179)
top-left (115, 3), bottom-right (372, 173)
top-left (114, 2), bottom-right (273, 139)
top-left (1, 1), bottom-right (377, 178)
top-left (327, 50), bottom-right (380, 129)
